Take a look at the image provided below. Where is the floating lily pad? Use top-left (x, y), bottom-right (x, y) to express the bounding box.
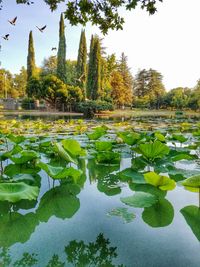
top-left (121, 192), bottom-right (158, 208)
top-left (0, 182), bottom-right (39, 203)
top-left (107, 207), bottom-right (136, 223)
top-left (142, 198), bottom-right (174, 227)
top-left (144, 172), bottom-right (176, 191)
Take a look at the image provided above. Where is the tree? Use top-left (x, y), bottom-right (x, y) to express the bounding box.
top-left (41, 56), bottom-right (57, 76)
top-left (13, 0), bottom-right (163, 34)
top-left (40, 74), bottom-right (67, 108)
top-left (0, 69), bottom-right (14, 98)
top-left (27, 31), bottom-right (36, 82)
top-left (57, 13), bottom-right (67, 83)
top-left (13, 67), bottom-right (27, 98)
top-left (76, 30), bottom-right (87, 98)
top-left (26, 76), bottom-right (41, 99)
top-left (66, 60), bottom-right (77, 86)
top-left (87, 35), bottom-right (101, 100)
top-left (134, 69), bottom-right (149, 98)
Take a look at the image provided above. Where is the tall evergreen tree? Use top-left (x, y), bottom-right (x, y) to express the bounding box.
top-left (57, 13), bottom-right (67, 83)
top-left (87, 35), bottom-right (101, 100)
top-left (76, 29), bottom-right (87, 99)
top-left (27, 31), bottom-right (36, 82)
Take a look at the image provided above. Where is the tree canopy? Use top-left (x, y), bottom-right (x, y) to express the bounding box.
top-left (7, 0), bottom-right (164, 34)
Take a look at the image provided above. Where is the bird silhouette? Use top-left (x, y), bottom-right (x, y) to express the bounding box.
top-left (36, 25), bottom-right (47, 33)
top-left (27, 1), bottom-right (34, 5)
top-left (8, 16), bottom-right (17, 26)
top-left (51, 47), bottom-right (57, 51)
top-left (2, 34), bottom-right (9, 40)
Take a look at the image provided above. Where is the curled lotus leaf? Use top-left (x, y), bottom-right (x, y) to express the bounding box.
top-left (182, 175), bottom-right (200, 189)
top-left (144, 172), bottom-right (176, 191)
top-left (0, 182), bottom-right (39, 203)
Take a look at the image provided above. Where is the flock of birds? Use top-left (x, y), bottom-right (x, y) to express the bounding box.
top-left (1, 14), bottom-right (57, 52)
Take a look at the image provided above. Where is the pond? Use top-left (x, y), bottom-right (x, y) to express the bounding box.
top-left (0, 117), bottom-right (200, 267)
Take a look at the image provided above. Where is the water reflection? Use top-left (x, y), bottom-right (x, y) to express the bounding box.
top-left (0, 234), bottom-right (125, 267)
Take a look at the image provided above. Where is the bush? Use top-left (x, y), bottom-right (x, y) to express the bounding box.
top-left (77, 100), bottom-right (114, 118)
top-left (21, 98), bottom-right (35, 110)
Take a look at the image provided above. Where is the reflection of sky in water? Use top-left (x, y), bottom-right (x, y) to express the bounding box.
top-left (4, 156), bottom-right (200, 267)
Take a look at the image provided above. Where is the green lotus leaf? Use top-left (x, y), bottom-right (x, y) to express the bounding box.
top-left (154, 132), bottom-right (166, 142)
top-left (144, 172), bottom-right (176, 191)
top-left (87, 126), bottom-right (107, 140)
top-left (142, 198), bottom-right (174, 227)
top-left (131, 156), bottom-right (148, 170)
top-left (181, 205), bottom-right (200, 241)
top-left (107, 207), bottom-right (136, 223)
top-left (121, 192), bottom-right (158, 208)
top-left (117, 131), bottom-right (141, 146)
top-left (62, 139), bottom-right (86, 156)
top-left (96, 151), bottom-right (120, 164)
top-left (95, 141), bottom-right (113, 152)
top-left (4, 163), bottom-right (41, 176)
top-left (182, 175), bottom-right (200, 189)
top-left (7, 134), bottom-right (26, 144)
top-left (136, 141), bottom-right (170, 161)
top-left (54, 142), bottom-right (77, 164)
top-left (9, 150), bottom-right (39, 164)
top-left (0, 145), bottom-right (23, 161)
top-left (0, 182), bottom-right (39, 203)
top-left (36, 184), bottom-right (80, 222)
top-left (171, 134), bottom-right (188, 143)
top-left (129, 183), bottom-right (167, 198)
top-left (0, 212), bottom-right (39, 247)
top-left (118, 168), bottom-right (146, 184)
top-left (37, 161), bottom-right (82, 181)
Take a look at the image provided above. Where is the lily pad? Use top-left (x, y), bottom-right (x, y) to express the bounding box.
top-left (0, 182), bottom-right (39, 203)
top-left (142, 198), bottom-right (174, 227)
top-left (95, 141), bottom-right (113, 152)
top-left (144, 172), bottom-right (176, 191)
top-left (118, 168), bottom-right (146, 184)
top-left (9, 150), bottom-right (39, 164)
top-left (107, 207), bottom-right (136, 223)
top-left (121, 192), bottom-right (158, 208)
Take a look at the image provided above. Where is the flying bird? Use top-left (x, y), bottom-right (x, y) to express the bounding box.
top-left (51, 47), bottom-right (57, 51)
top-left (36, 25), bottom-right (47, 33)
top-left (27, 1), bottom-right (34, 5)
top-left (8, 16), bottom-right (17, 26)
top-left (2, 34), bottom-right (9, 40)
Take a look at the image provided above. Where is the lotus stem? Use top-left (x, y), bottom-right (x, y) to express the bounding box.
top-left (199, 188), bottom-right (200, 209)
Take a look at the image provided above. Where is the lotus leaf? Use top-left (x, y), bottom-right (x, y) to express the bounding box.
top-left (121, 192), bottom-right (158, 208)
top-left (87, 126), bottom-right (107, 140)
top-left (7, 134), bottom-right (26, 144)
top-left (37, 161), bottom-right (82, 181)
top-left (129, 183), bottom-right (166, 198)
top-left (181, 205), bottom-right (200, 241)
top-left (9, 150), bottom-right (39, 164)
top-left (142, 198), bottom-right (174, 227)
top-left (95, 141), bottom-right (113, 152)
top-left (117, 132), bottom-right (141, 146)
top-left (97, 174), bottom-right (121, 196)
top-left (96, 151), bottom-right (120, 164)
top-left (107, 207), bottom-right (136, 223)
top-left (171, 134), bottom-right (188, 143)
top-left (136, 141), bottom-right (170, 161)
top-left (118, 168), bottom-right (146, 184)
top-left (154, 132), bottom-right (166, 142)
top-left (62, 139), bottom-right (85, 156)
top-left (4, 163), bottom-right (41, 176)
top-left (182, 175), bottom-right (200, 191)
top-left (0, 182), bottom-right (39, 203)
top-left (144, 172), bottom-right (176, 191)
top-left (54, 142), bottom-right (77, 164)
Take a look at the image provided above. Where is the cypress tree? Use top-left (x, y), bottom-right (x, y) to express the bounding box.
top-left (57, 13), bottom-right (67, 83)
top-left (87, 35), bottom-right (101, 100)
top-left (76, 29), bottom-right (87, 99)
top-left (27, 31), bottom-right (36, 82)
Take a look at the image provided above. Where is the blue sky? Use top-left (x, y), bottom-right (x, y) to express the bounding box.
top-left (1, 0), bottom-right (200, 90)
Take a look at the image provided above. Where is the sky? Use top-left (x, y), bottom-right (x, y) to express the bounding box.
top-left (0, 0), bottom-right (200, 90)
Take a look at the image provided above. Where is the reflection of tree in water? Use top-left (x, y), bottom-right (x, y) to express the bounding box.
top-left (65, 233), bottom-right (125, 267)
top-left (0, 234), bottom-right (125, 267)
top-left (0, 247), bottom-right (38, 267)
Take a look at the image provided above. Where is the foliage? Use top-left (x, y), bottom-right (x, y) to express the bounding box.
top-left (57, 13), bottom-right (67, 83)
top-left (27, 31), bottom-right (36, 82)
top-left (78, 100), bottom-right (113, 118)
